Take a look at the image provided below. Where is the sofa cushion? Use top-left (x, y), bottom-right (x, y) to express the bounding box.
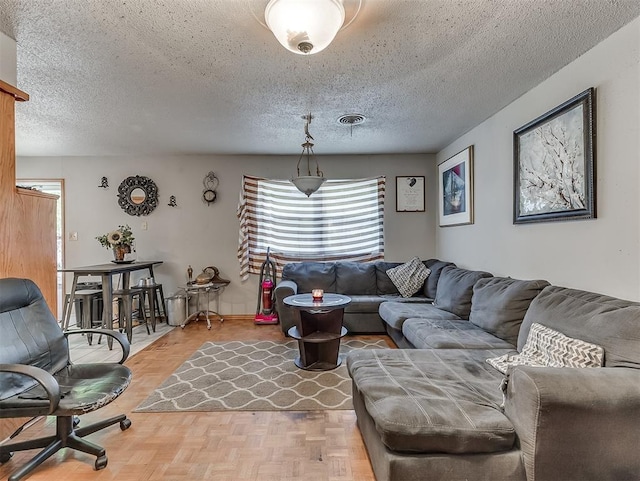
top-left (345, 295), bottom-right (392, 314)
top-left (423, 259), bottom-right (456, 299)
top-left (379, 301), bottom-right (460, 331)
top-left (281, 262), bottom-right (336, 293)
top-left (403, 318), bottom-right (516, 350)
top-left (487, 322), bottom-right (604, 374)
top-left (518, 286), bottom-right (640, 368)
top-left (386, 257), bottom-right (430, 298)
top-left (469, 277), bottom-right (550, 345)
top-left (433, 266), bottom-right (493, 319)
top-left (375, 262), bottom-right (402, 295)
top-left (335, 262), bottom-right (377, 295)
top-left (347, 348), bottom-right (516, 454)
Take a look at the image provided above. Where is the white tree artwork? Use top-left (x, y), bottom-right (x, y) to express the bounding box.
top-left (518, 104), bottom-right (585, 215)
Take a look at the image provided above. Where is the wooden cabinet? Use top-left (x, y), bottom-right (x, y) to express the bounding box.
top-left (0, 79), bottom-right (58, 442)
top-left (0, 79), bottom-right (57, 314)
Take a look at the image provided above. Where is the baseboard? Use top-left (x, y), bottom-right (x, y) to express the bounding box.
top-left (217, 314), bottom-right (255, 322)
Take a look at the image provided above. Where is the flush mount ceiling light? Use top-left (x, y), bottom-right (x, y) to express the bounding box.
top-left (265, 0), bottom-right (355, 55)
top-left (291, 113), bottom-right (326, 196)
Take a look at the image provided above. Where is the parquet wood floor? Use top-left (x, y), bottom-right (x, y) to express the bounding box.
top-left (0, 319), bottom-right (394, 481)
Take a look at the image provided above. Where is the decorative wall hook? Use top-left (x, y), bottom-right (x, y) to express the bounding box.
top-left (202, 171), bottom-right (219, 205)
top-left (168, 195), bottom-right (178, 207)
top-left (99, 176), bottom-right (109, 188)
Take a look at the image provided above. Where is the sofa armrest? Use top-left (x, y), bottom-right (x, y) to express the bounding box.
top-left (275, 280), bottom-right (299, 335)
top-left (504, 366), bottom-right (640, 481)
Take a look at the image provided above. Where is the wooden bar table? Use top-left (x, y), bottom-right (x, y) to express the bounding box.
top-left (59, 260), bottom-right (163, 348)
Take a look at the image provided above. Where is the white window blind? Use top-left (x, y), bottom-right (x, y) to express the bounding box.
top-left (237, 175), bottom-right (385, 279)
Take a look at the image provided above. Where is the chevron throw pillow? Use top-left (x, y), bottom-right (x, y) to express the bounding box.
top-left (487, 323), bottom-right (604, 374)
top-left (386, 257), bottom-right (431, 298)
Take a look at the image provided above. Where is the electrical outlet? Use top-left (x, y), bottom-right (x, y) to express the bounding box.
top-left (69, 231), bottom-right (78, 241)
top-left (141, 221), bottom-right (148, 231)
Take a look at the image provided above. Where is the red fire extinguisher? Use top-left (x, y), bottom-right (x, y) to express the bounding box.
top-left (261, 277), bottom-right (274, 314)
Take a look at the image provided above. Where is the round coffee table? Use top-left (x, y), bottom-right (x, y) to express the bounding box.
top-left (284, 293), bottom-right (352, 371)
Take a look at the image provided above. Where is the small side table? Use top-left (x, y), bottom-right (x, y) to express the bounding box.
top-left (284, 293), bottom-right (351, 371)
top-left (182, 282), bottom-right (226, 330)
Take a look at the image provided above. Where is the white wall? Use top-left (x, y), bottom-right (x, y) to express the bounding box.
top-left (435, 18), bottom-right (640, 300)
top-left (0, 31), bottom-right (17, 87)
top-left (17, 153), bottom-right (436, 314)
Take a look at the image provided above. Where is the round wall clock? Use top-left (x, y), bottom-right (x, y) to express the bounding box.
top-left (203, 189), bottom-right (217, 204)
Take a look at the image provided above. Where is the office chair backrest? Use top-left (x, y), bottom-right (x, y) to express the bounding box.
top-left (0, 278), bottom-right (69, 400)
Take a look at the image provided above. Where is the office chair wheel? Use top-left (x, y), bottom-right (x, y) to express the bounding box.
top-left (95, 454), bottom-right (108, 470)
top-left (0, 452), bottom-right (12, 463)
top-left (120, 418), bottom-right (132, 430)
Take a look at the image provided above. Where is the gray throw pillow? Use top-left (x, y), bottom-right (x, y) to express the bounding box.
top-left (469, 277), bottom-right (550, 345)
top-left (487, 322), bottom-right (604, 374)
top-left (386, 257), bottom-right (430, 298)
top-left (433, 266), bottom-right (492, 318)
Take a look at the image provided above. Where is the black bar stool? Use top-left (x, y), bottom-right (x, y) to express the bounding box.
top-left (113, 288), bottom-right (148, 343)
top-left (139, 283), bottom-right (166, 331)
top-left (67, 289), bottom-right (103, 345)
top-left (61, 282), bottom-right (102, 331)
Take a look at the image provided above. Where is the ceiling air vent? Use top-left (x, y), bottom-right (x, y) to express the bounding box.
top-left (337, 114), bottom-right (366, 126)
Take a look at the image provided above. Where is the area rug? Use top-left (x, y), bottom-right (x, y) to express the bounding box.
top-left (134, 339), bottom-right (388, 412)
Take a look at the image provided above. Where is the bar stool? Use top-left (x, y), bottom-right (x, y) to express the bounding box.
top-left (68, 289), bottom-right (103, 345)
top-left (61, 282), bottom-right (102, 331)
top-left (139, 283), bottom-right (167, 332)
top-left (113, 288), bottom-right (149, 343)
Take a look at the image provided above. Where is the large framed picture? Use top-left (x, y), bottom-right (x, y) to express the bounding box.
top-left (514, 88), bottom-right (596, 224)
top-left (396, 176), bottom-right (425, 212)
top-left (438, 146), bottom-right (474, 226)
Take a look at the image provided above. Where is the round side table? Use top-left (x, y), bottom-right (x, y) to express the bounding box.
top-left (284, 293), bottom-right (352, 371)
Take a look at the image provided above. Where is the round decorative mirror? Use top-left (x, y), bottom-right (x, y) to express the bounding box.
top-left (130, 187), bottom-right (146, 204)
top-left (117, 175), bottom-right (158, 216)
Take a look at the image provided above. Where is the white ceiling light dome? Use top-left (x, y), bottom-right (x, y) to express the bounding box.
top-left (265, 0), bottom-right (346, 55)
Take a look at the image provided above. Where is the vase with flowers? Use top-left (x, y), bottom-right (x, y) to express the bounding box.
top-left (96, 224), bottom-right (136, 262)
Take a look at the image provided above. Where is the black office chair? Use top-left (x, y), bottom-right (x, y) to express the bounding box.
top-left (0, 278), bottom-right (132, 481)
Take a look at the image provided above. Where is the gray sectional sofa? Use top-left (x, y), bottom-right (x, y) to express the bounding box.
top-left (348, 284), bottom-right (640, 480)
top-left (276, 258), bottom-right (640, 480)
top-left (274, 259), bottom-right (453, 335)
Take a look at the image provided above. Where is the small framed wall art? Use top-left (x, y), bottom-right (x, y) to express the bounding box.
top-left (396, 176), bottom-right (425, 212)
top-left (438, 146), bottom-right (474, 226)
top-left (513, 88), bottom-right (595, 224)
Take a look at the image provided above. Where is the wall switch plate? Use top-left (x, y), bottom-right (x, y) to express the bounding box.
top-left (141, 221), bottom-right (148, 230)
top-left (69, 231), bottom-right (78, 241)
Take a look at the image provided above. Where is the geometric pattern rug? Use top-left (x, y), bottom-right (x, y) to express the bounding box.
top-left (134, 339), bottom-right (388, 412)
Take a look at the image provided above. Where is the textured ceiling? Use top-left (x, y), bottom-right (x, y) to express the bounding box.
top-left (1, 0), bottom-right (639, 157)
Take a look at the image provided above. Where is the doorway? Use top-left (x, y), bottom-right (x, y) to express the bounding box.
top-left (16, 179), bottom-right (65, 319)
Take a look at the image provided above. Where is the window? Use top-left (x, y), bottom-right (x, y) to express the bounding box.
top-left (238, 175), bottom-right (385, 279)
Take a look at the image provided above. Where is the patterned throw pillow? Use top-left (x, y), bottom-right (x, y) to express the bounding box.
top-left (487, 323), bottom-right (604, 374)
top-left (386, 257), bottom-right (431, 298)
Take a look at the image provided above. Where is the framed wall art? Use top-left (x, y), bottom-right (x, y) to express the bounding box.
top-left (396, 176), bottom-right (425, 212)
top-left (513, 87), bottom-right (596, 224)
top-left (438, 146), bottom-right (474, 226)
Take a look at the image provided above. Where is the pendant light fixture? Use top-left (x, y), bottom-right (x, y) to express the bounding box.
top-left (265, 0), bottom-right (346, 55)
top-left (291, 114), bottom-right (326, 196)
